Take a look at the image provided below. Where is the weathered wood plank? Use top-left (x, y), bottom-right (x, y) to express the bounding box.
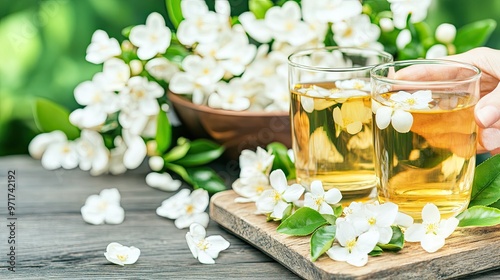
top-left (210, 190), bottom-right (500, 280)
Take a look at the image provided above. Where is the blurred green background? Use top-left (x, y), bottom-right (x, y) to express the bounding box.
top-left (0, 0), bottom-right (499, 156)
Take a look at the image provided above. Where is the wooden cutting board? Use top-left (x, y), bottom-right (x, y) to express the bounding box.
top-left (210, 190), bottom-right (500, 279)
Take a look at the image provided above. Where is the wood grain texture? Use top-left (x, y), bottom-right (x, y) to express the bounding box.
top-left (210, 190), bottom-right (500, 280)
top-left (0, 156), bottom-right (298, 279)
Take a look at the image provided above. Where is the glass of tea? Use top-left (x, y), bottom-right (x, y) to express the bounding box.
top-left (370, 59), bottom-right (481, 220)
top-left (288, 47), bottom-right (393, 203)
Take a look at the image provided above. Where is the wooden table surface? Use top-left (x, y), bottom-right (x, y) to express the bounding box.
top-left (0, 155), bottom-right (499, 279)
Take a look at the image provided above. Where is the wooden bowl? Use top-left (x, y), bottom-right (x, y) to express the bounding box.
top-left (168, 92), bottom-right (292, 159)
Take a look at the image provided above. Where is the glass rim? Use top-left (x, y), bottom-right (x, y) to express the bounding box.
top-left (287, 46), bottom-right (393, 73)
top-left (370, 59), bottom-right (482, 86)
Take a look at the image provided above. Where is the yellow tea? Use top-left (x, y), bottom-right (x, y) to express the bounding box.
top-left (290, 81), bottom-right (377, 202)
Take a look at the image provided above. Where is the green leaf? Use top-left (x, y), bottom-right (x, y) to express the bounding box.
top-left (156, 111), bottom-right (172, 154)
top-left (310, 225), bottom-right (336, 261)
top-left (163, 137), bottom-right (190, 162)
top-left (186, 166), bottom-right (227, 194)
top-left (378, 226), bottom-right (404, 251)
top-left (166, 0), bottom-right (183, 29)
top-left (172, 139), bottom-right (224, 167)
top-left (33, 98), bottom-right (80, 140)
top-left (457, 206), bottom-right (500, 227)
top-left (333, 205), bottom-right (343, 217)
top-left (277, 207), bottom-right (327, 236)
top-left (121, 25), bottom-right (133, 38)
top-left (321, 214), bottom-right (337, 225)
top-left (455, 19), bottom-right (497, 54)
top-left (164, 162), bottom-right (193, 185)
top-left (469, 154), bottom-right (500, 207)
top-left (249, 0), bottom-right (273, 19)
top-left (369, 245), bottom-right (383, 257)
top-left (267, 142), bottom-right (296, 180)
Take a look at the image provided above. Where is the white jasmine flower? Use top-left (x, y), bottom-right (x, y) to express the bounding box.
top-left (332, 15), bottom-right (381, 48)
top-left (208, 79), bottom-right (251, 111)
top-left (102, 58), bottom-right (130, 92)
top-left (129, 12), bottom-right (171, 60)
top-left (120, 76), bottom-right (164, 117)
top-left (426, 44), bottom-right (448, 59)
top-left (106, 136), bottom-right (127, 175)
top-left (396, 29), bottom-right (411, 50)
top-left (326, 220), bottom-right (379, 267)
top-left (41, 139), bottom-right (79, 170)
top-left (389, 0), bottom-right (432, 29)
top-left (104, 242), bottom-right (140, 266)
top-left (379, 18), bottom-right (394, 32)
top-left (239, 147), bottom-right (275, 178)
top-left (238, 12), bottom-right (273, 43)
top-left (76, 130), bottom-right (109, 176)
top-left (441, 154), bottom-right (466, 180)
top-left (232, 173), bottom-right (271, 203)
top-left (169, 55), bottom-right (224, 105)
top-left (264, 2), bottom-right (315, 46)
top-left (145, 172), bottom-right (182, 192)
top-left (122, 130), bottom-right (147, 170)
top-left (263, 77), bottom-right (290, 112)
top-left (255, 169), bottom-right (305, 220)
top-left (28, 130), bottom-right (67, 159)
top-left (148, 156), bottom-right (164, 171)
top-left (301, 0), bottom-right (363, 24)
top-left (145, 57), bottom-right (179, 82)
top-left (333, 100), bottom-right (372, 136)
top-left (405, 203), bottom-right (459, 253)
top-left (214, 26), bottom-right (257, 77)
top-left (390, 90), bottom-right (433, 110)
top-left (177, 0), bottom-right (227, 46)
top-left (85, 30), bottom-right (121, 64)
top-left (346, 202), bottom-right (399, 244)
top-left (129, 60), bottom-right (143, 76)
top-left (335, 79), bottom-right (371, 93)
top-left (156, 189), bottom-right (210, 229)
top-left (304, 181), bottom-right (342, 215)
top-left (435, 23), bottom-right (456, 44)
top-left (81, 188), bottom-right (125, 225)
top-left (186, 223), bottom-right (230, 264)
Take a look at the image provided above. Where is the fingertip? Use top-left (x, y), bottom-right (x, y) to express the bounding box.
top-left (475, 105), bottom-right (500, 128)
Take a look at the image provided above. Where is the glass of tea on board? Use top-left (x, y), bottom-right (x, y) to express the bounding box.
top-left (288, 47), bottom-right (393, 204)
top-left (370, 59), bottom-right (481, 220)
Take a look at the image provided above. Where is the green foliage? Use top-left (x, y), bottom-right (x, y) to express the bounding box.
top-left (455, 19), bottom-right (497, 53)
top-left (277, 207), bottom-right (327, 236)
top-left (166, 0), bottom-right (183, 28)
top-left (33, 98), bottom-right (80, 140)
top-left (186, 166), bottom-right (227, 194)
top-left (267, 142), bottom-right (295, 180)
top-left (469, 154), bottom-right (500, 207)
top-left (172, 139), bottom-right (225, 167)
top-left (156, 111), bottom-right (172, 154)
top-left (377, 226), bottom-right (404, 251)
top-left (310, 225), bottom-right (336, 261)
top-left (457, 206), bottom-right (500, 227)
top-left (249, 0), bottom-right (273, 19)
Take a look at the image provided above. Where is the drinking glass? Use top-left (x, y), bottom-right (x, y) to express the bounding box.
top-left (370, 59), bottom-right (481, 219)
top-left (288, 47), bottom-right (392, 203)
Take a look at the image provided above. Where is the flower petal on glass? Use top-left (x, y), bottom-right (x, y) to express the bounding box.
top-left (324, 188), bottom-right (342, 204)
top-left (269, 169), bottom-right (287, 193)
top-left (375, 106), bottom-right (393, 129)
top-left (422, 203), bottom-right (441, 224)
top-left (175, 212), bottom-right (209, 229)
top-left (421, 234), bottom-right (445, 253)
top-left (346, 121), bottom-right (363, 135)
top-left (391, 109), bottom-right (413, 133)
top-left (332, 106), bottom-right (343, 126)
top-left (413, 90), bottom-right (433, 109)
top-left (282, 184), bottom-right (305, 203)
top-left (404, 224), bottom-right (425, 242)
top-left (301, 96), bottom-right (314, 113)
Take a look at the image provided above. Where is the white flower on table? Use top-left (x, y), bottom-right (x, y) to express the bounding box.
top-left (304, 181), bottom-right (342, 215)
top-left (145, 57), bottom-right (179, 82)
top-left (239, 146), bottom-right (275, 179)
top-left (388, 0), bottom-right (432, 29)
top-left (28, 130), bottom-right (67, 160)
top-left (333, 100), bottom-right (372, 136)
top-left (129, 12), bottom-right (171, 60)
top-left (76, 130), bottom-right (109, 176)
top-left (264, 1), bottom-right (315, 46)
top-left (85, 30), bottom-right (121, 64)
top-left (104, 242), bottom-right (140, 266)
top-left (405, 203), bottom-right (459, 253)
top-left (326, 220), bottom-right (380, 267)
top-left (374, 90), bottom-right (433, 133)
top-left (169, 55), bottom-right (225, 105)
top-left (177, 0), bottom-right (228, 46)
top-left (81, 188), bottom-right (125, 225)
top-left (255, 169), bottom-right (304, 220)
top-left (156, 188), bottom-right (210, 229)
top-left (332, 14), bottom-right (381, 49)
top-left (145, 172), bottom-right (182, 192)
top-left (232, 173), bottom-right (271, 203)
top-left (301, 0), bottom-right (363, 24)
top-left (186, 223), bottom-right (230, 265)
top-left (102, 58), bottom-right (130, 92)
